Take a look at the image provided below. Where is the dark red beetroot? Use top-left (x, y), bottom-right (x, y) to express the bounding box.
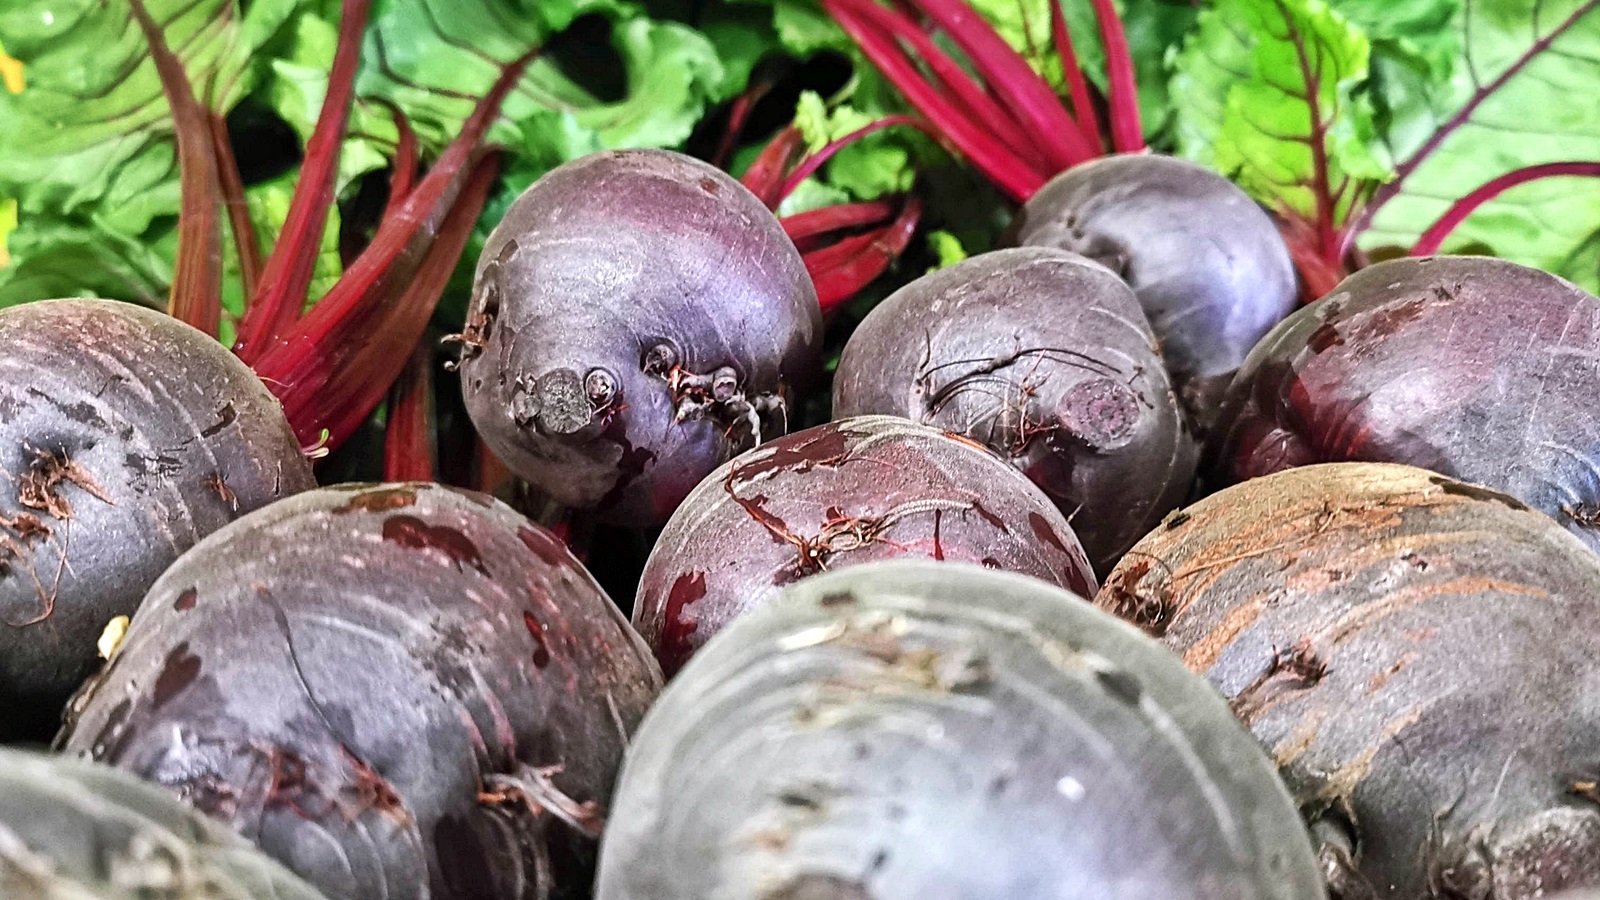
top-left (455, 149), bottom-right (822, 528)
top-left (1098, 463), bottom-right (1600, 898)
top-left (1210, 255), bottom-right (1600, 553)
top-left (59, 483), bottom-right (661, 900)
top-left (601, 561), bottom-right (1326, 899)
top-left (632, 415), bottom-right (1096, 675)
top-left (1007, 155), bottom-right (1298, 424)
top-left (0, 300), bottom-right (313, 742)
top-left (833, 247), bottom-right (1197, 575)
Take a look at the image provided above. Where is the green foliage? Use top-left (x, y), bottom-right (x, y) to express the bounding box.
top-left (1171, 0), bottom-right (1391, 226)
top-left (1357, 0), bottom-right (1600, 287)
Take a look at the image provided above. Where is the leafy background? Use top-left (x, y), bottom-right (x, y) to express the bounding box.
top-left (0, 0), bottom-right (1596, 323)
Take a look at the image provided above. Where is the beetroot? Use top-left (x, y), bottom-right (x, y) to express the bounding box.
top-left (1099, 463), bottom-right (1600, 898)
top-left (632, 416), bottom-right (1096, 675)
top-left (833, 246), bottom-right (1197, 574)
top-left (59, 482), bottom-right (661, 900)
top-left (1007, 154), bottom-right (1298, 423)
top-left (0, 299), bottom-right (313, 742)
top-left (1209, 255), bottom-right (1600, 553)
top-left (455, 149), bottom-right (822, 527)
top-left (600, 560), bottom-right (1326, 899)
top-left (0, 747), bottom-right (329, 899)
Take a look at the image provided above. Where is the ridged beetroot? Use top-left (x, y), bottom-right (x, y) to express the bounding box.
top-left (455, 149), bottom-right (822, 527)
top-left (1099, 463), bottom-right (1600, 898)
top-left (632, 416), bottom-right (1096, 676)
top-left (0, 747), bottom-right (329, 899)
top-left (0, 299), bottom-right (313, 741)
top-left (834, 247), bottom-right (1196, 574)
top-left (60, 482), bottom-right (661, 900)
top-left (601, 560), bottom-right (1326, 899)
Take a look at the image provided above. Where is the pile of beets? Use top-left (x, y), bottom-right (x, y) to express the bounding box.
top-left (6, 3), bottom-right (1600, 899)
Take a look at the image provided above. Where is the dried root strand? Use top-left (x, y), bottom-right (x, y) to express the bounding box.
top-left (480, 763), bottom-right (605, 839)
top-left (16, 445), bottom-right (113, 520)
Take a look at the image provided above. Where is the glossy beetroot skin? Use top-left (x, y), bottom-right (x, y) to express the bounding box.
top-left (1007, 154), bottom-right (1298, 423)
top-left (1099, 464), bottom-right (1600, 898)
top-left (633, 416), bottom-right (1096, 676)
top-left (602, 561), bottom-right (1326, 900)
top-left (1210, 256), bottom-right (1600, 553)
top-left (456, 149), bottom-right (822, 527)
top-left (60, 483), bottom-right (662, 900)
top-left (0, 299), bottom-right (314, 742)
top-left (834, 247), bottom-right (1197, 575)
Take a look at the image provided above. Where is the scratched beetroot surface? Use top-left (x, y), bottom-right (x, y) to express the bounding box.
top-left (0, 300), bottom-right (315, 743)
top-left (632, 415), bottom-right (1097, 675)
top-left (834, 246), bottom-right (1197, 575)
top-left (1004, 155), bottom-right (1298, 429)
top-left (1210, 256), bottom-right (1600, 552)
top-left (58, 482), bottom-right (662, 900)
top-left (1099, 463), bottom-right (1600, 898)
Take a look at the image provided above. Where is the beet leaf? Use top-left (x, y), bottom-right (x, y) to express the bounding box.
top-left (1170, 0), bottom-right (1600, 293)
top-left (1169, 0), bottom-right (1390, 296)
top-left (0, 0), bottom-right (298, 310)
top-left (1353, 0), bottom-right (1600, 288)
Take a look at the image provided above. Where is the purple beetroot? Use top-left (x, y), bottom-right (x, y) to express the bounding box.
top-left (633, 415), bottom-right (1096, 675)
top-left (455, 149), bottom-right (822, 527)
top-left (1007, 154), bottom-right (1299, 425)
top-left (1209, 255), bottom-right (1600, 554)
top-left (59, 482), bottom-right (661, 900)
top-left (0, 299), bottom-right (313, 742)
top-left (834, 246), bottom-right (1197, 574)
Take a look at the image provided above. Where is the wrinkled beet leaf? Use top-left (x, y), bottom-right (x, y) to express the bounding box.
top-left (1170, 0), bottom-right (1600, 293)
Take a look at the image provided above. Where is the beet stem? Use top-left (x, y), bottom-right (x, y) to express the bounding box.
top-left (252, 46), bottom-right (537, 449)
top-left (377, 102), bottom-right (420, 222)
top-left (274, 151), bottom-right (501, 451)
top-left (807, 196), bottom-right (923, 315)
top-left (740, 127), bottom-right (806, 209)
top-left (1089, 0), bottom-right (1144, 153)
top-left (775, 114), bottom-right (929, 204)
top-left (901, 0), bottom-right (1092, 169)
top-left (1050, 0), bottom-right (1106, 151)
top-left (712, 77), bottom-right (776, 170)
top-left (128, 0), bottom-right (225, 338)
top-left (209, 111), bottom-right (262, 298)
top-left (234, 0), bottom-right (375, 363)
top-left (825, 0), bottom-right (1047, 200)
top-left (1410, 161), bottom-right (1600, 256)
top-left (781, 199), bottom-right (899, 242)
top-left (383, 343), bottom-right (438, 482)
top-left (834, 0), bottom-right (1046, 166)
top-left (1273, 0), bottom-right (1341, 270)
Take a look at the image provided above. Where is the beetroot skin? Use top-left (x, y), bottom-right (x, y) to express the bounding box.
top-left (1210, 255), bottom-right (1600, 554)
top-left (0, 747), bottom-right (329, 899)
top-left (834, 246), bottom-right (1197, 575)
top-left (633, 415), bottom-right (1097, 675)
top-left (602, 561), bottom-right (1326, 900)
top-left (456, 149), bottom-right (822, 527)
top-left (0, 299), bottom-right (313, 741)
top-left (1007, 154), bottom-right (1298, 424)
top-left (1099, 463), bottom-right (1600, 898)
top-left (60, 482), bottom-right (661, 900)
